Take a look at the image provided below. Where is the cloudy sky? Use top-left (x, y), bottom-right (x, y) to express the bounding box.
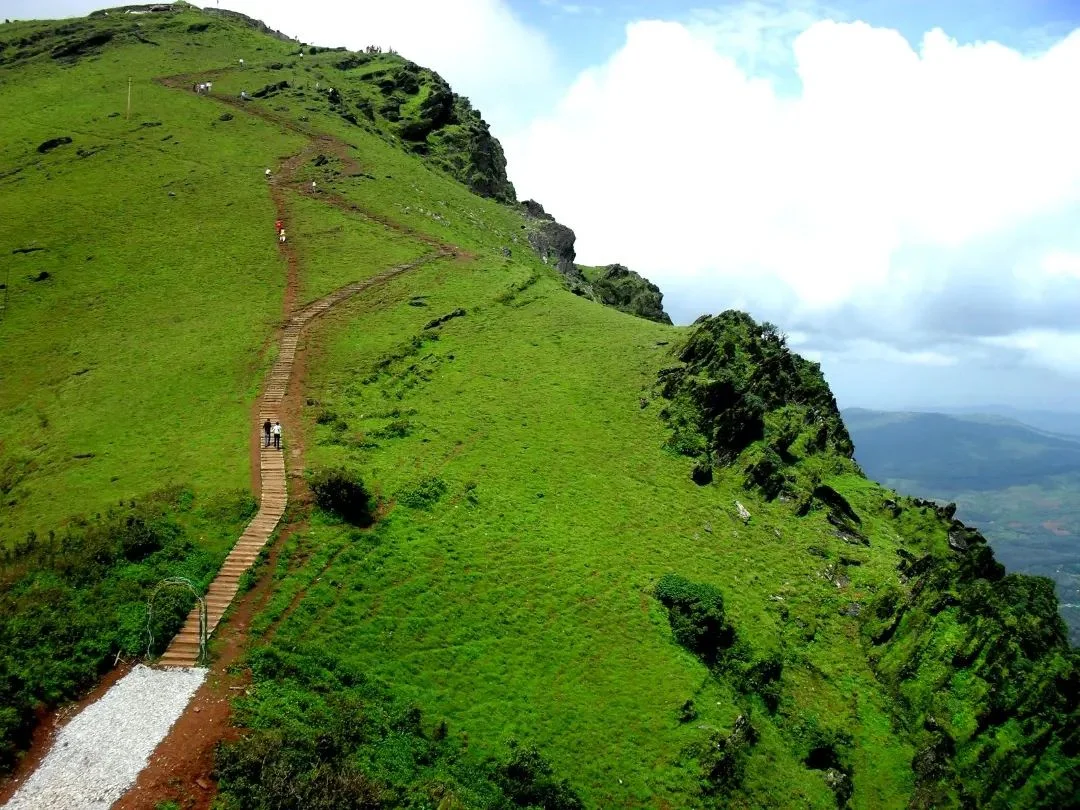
top-left (7, 0), bottom-right (1080, 414)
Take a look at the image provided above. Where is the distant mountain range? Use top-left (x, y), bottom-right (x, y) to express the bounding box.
top-left (916, 404), bottom-right (1080, 438)
top-left (844, 407), bottom-right (1080, 643)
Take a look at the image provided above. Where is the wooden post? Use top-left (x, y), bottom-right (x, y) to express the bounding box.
top-left (126, 76), bottom-right (132, 120)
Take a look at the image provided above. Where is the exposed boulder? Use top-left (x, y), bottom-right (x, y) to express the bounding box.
top-left (521, 199), bottom-right (554, 221)
top-left (526, 218), bottom-right (577, 280)
top-left (252, 80), bottom-right (289, 99)
top-left (588, 263), bottom-right (672, 325)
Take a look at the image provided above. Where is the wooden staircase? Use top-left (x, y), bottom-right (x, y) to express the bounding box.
top-left (156, 257), bottom-right (440, 668)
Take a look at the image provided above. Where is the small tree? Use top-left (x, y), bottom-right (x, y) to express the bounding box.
top-left (308, 467), bottom-right (374, 526)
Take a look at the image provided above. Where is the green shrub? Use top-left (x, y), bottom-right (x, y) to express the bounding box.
top-left (372, 418), bottom-right (411, 439)
top-left (497, 739), bottom-right (585, 810)
top-left (699, 715), bottom-right (758, 795)
top-left (397, 476), bottom-right (448, 509)
top-left (308, 467), bottom-right (374, 526)
top-left (655, 574), bottom-right (735, 665)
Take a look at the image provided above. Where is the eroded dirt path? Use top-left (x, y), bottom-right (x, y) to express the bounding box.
top-left (4, 65), bottom-right (462, 810)
top-left (105, 67), bottom-right (461, 806)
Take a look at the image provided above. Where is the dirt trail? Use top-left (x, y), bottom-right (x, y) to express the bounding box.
top-left (97, 64), bottom-right (461, 805)
top-left (3, 64), bottom-right (463, 810)
top-left (156, 75), bottom-right (452, 668)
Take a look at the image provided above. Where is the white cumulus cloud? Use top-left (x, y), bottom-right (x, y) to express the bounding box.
top-left (503, 10), bottom-right (1080, 391)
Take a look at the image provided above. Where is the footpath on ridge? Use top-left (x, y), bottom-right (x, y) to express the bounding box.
top-left (157, 68), bottom-right (454, 667)
top-left (2, 65), bottom-right (458, 808)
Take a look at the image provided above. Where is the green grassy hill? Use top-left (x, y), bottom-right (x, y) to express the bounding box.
top-left (1, 6), bottom-right (1078, 809)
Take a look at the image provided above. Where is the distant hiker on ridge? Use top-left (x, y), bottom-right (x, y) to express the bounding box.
top-left (275, 218), bottom-right (284, 235)
top-left (266, 168), bottom-right (272, 180)
top-left (238, 58), bottom-right (244, 68)
top-left (279, 228), bottom-right (286, 244)
top-left (272, 421), bottom-right (282, 450)
top-left (311, 180), bottom-right (317, 193)
top-left (263, 418), bottom-right (272, 447)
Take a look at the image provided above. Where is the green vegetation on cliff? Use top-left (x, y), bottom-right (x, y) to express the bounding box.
top-left (581, 264), bottom-right (673, 324)
top-left (0, 6), bottom-right (1076, 808)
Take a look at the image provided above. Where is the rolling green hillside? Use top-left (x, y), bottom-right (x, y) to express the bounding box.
top-left (1, 6), bottom-right (1078, 809)
top-left (845, 408), bottom-right (1080, 644)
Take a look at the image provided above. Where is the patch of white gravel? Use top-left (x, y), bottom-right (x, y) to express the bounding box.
top-left (3, 664), bottom-right (206, 810)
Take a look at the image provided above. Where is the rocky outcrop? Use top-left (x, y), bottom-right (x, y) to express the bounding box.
top-left (588, 263), bottom-right (673, 324)
top-left (520, 199), bottom-right (588, 290)
top-left (340, 60), bottom-right (515, 201)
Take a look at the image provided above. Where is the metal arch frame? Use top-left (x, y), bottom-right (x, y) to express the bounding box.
top-left (146, 577), bottom-right (207, 665)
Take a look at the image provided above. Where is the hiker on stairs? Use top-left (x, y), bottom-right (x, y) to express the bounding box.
top-left (272, 422), bottom-right (282, 450)
top-left (263, 418), bottom-right (272, 447)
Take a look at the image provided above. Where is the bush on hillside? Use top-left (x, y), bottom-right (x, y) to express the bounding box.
top-left (697, 715), bottom-right (758, 795)
top-left (308, 467), bottom-right (374, 526)
top-left (396, 475), bottom-right (448, 509)
top-left (655, 574), bottom-right (735, 665)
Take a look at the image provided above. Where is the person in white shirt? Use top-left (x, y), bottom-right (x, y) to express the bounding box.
top-left (279, 228), bottom-right (286, 244)
top-left (272, 422), bottom-right (282, 449)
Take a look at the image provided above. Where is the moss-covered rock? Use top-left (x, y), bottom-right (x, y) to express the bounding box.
top-left (585, 263), bottom-right (673, 324)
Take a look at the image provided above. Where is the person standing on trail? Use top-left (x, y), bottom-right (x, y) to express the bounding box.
top-left (263, 419), bottom-right (272, 447)
top-left (239, 58), bottom-right (245, 68)
top-left (311, 180), bottom-right (317, 193)
top-left (272, 422), bottom-right (282, 450)
top-left (279, 228), bottom-right (286, 244)
top-left (206, 81), bottom-right (213, 94)
top-left (275, 218), bottom-right (284, 235)
top-left (266, 168), bottom-right (272, 180)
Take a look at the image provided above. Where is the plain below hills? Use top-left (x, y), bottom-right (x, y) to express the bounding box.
top-left (845, 407), bottom-right (1080, 643)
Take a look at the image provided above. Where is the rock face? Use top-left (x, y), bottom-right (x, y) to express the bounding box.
top-left (330, 57), bottom-right (517, 202)
top-left (588, 263), bottom-right (673, 324)
top-left (517, 201), bottom-right (671, 321)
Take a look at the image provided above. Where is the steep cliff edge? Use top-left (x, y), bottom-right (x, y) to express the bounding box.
top-left (655, 311), bottom-right (1080, 808)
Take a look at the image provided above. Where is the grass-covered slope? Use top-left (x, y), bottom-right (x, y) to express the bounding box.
top-left (1, 6), bottom-right (1077, 808)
